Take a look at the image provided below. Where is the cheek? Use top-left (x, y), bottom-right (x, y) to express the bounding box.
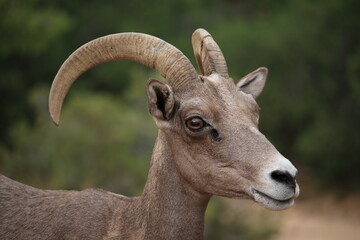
top-left (233, 160), bottom-right (259, 182)
top-left (202, 163), bottom-right (257, 197)
top-left (174, 150), bottom-right (210, 191)
top-left (167, 135), bottom-right (210, 188)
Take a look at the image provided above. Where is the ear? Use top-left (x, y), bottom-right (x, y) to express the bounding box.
top-left (236, 67), bottom-right (268, 99)
top-left (146, 78), bottom-right (175, 121)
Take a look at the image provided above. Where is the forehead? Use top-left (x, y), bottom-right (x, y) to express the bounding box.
top-left (203, 74), bottom-right (258, 111)
top-left (180, 74), bottom-right (260, 121)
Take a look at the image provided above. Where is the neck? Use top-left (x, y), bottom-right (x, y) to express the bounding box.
top-left (140, 130), bottom-right (210, 239)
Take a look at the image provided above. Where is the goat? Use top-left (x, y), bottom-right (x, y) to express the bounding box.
top-left (0, 28), bottom-right (299, 239)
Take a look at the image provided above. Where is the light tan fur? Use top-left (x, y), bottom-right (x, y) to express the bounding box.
top-left (0, 29), bottom-right (299, 239)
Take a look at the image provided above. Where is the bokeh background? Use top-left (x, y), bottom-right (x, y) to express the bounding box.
top-left (0, 0), bottom-right (359, 239)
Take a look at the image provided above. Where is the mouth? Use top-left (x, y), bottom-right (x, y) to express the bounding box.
top-left (251, 189), bottom-right (295, 211)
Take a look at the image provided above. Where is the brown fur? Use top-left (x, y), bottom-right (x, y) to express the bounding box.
top-left (0, 29), bottom-right (299, 239)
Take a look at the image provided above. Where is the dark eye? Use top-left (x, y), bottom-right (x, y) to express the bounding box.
top-left (185, 117), bottom-right (206, 131)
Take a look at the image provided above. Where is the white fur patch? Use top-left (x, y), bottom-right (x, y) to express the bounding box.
top-left (249, 126), bottom-right (261, 135)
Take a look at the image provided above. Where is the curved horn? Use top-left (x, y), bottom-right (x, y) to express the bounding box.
top-left (49, 32), bottom-right (199, 125)
top-left (192, 28), bottom-right (228, 77)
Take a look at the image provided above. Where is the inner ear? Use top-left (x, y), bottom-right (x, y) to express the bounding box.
top-left (146, 78), bottom-right (175, 121)
top-left (236, 67), bottom-right (268, 99)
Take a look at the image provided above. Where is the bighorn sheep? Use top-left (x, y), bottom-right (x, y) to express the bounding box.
top-left (0, 28), bottom-right (299, 239)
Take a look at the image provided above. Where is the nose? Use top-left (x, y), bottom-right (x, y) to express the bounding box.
top-left (271, 170), bottom-right (296, 189)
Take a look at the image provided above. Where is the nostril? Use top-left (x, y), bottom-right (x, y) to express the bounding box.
top-left (271, 170), bottom-right (296, 189)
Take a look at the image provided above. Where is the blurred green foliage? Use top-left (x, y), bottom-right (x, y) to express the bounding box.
top-left (0, 0), bottom-right (359, 238)
top-left (0, 75), bottom-right (155, 195)
top-left (205, 198), bottom-right (277, 240)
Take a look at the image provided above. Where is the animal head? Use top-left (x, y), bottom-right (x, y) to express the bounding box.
top-left (49, 29), bottom-right (299, 210)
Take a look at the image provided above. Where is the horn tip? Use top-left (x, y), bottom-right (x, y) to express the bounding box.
top-left (51, 115), bottom-right (60, 126)
top-left (49, 109), bottom-right (60, 126)
top-left (258, 67), bottom-right (269, 74)
top-left (193, 28), bottom-right (210, 38)
top-left (53, 120), bottom-right (60, 126)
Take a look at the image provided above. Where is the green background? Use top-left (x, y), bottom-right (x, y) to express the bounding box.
top-left (1, 0), bottom-right (359, 239)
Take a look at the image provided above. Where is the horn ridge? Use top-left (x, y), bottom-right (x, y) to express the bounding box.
top-left (192, 28), bottom-right (229, 77)
top-left (49, 32), bottom-right (199, 125)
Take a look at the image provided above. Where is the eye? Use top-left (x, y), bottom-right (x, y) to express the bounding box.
top-left (185, 117), bottom-right (206, 131)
